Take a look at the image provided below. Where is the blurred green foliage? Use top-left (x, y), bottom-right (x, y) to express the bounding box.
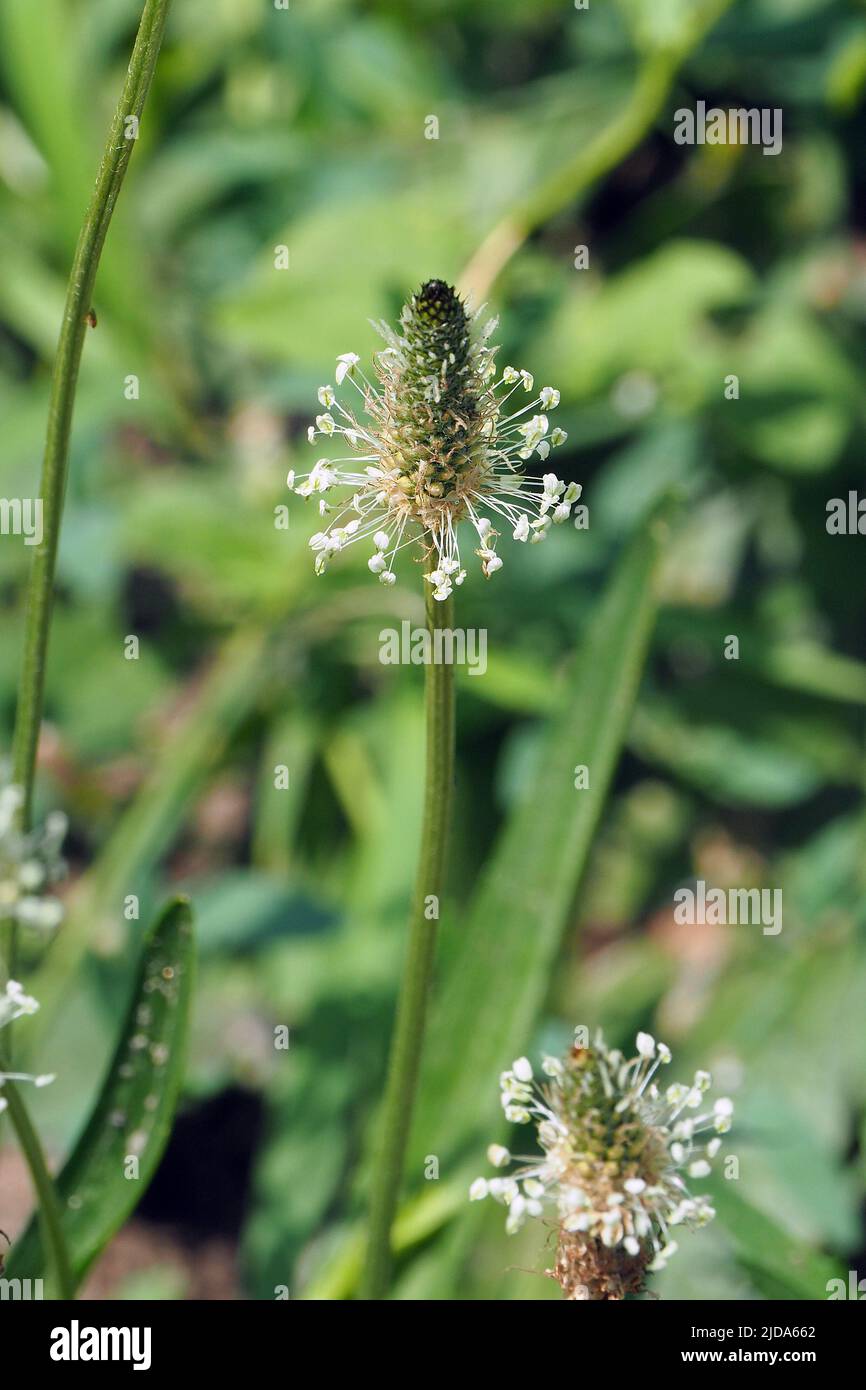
top-left (1, 0), bottom-right (865, 1299)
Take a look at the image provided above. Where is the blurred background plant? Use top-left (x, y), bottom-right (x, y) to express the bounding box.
top-left (0, 0), bottom-right (864, 1299)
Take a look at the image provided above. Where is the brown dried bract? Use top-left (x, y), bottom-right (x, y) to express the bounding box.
top-left (550, 1227), bottom-right (649, 1301)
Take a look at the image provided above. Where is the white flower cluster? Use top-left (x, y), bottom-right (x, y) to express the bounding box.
top-left (0, 980), bottom-right (55, 1103)
top-left (288, 298), bottom-right (581, 602)
top-left (0, 779), bottom-right (67, 936)
top-left (470, 1031), bottom-right (733, 1279)
top-left (0, 978), bottom-right (39, 1029)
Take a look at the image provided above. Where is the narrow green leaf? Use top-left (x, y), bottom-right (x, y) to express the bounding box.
top-left (251, 712), bottom-right (318, 874)
top-left (8, 898), bottom-right (195, 1289)
top-left (710, 1185), bottom-right (843, 1301)
top-left (409, 506), bottom-right (672, 1171)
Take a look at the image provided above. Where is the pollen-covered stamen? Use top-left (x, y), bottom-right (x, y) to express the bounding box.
top-left (469, 1031), bottom-right (734, 1301)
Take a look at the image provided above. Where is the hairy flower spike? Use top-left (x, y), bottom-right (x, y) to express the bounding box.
top-left (290, 279), bottom-right (579, 600)
top-left (386, 280), bottom-right (481, 503)
top-left (470, 1031), bottom-right (734, 1301)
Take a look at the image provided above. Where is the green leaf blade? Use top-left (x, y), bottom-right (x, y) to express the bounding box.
top-left (709, 1184), bottom-right (844, 1301)
top-left (9, 897), bottom-right (195, 1289)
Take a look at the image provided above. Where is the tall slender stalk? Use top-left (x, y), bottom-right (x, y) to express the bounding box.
top-left (0, 1058), bottom-right (73, 1299)
top-left (1, 0), bottom-right (173, 1302)
top-left (9, 0), bottom-right (173, 845)
top-left (361, 567), bottom-right (456, 1299)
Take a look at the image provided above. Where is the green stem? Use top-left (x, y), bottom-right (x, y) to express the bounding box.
top-left (8, 0), bottom-right (173, 847)
top-left (1, 1068), bottom-right (73, 1298)
top-left (1, 0), bottom-right (173, 1303)
top-left (360, 570), bottom-right (456, 1299)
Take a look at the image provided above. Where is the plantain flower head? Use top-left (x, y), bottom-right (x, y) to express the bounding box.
top-left (469, 1030), bottom-right (734, 1300)
top-left (289, 280), bottom-right (579, 600)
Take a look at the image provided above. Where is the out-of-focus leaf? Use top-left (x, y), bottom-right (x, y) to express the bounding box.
top-left (735, 1087), bottom-right (861, 1249)
top-left (244, 1035), bottom-right (355, 1299)
top-left (759, 643), bottom-right (866, 705)
top-left (709, 1185), bottom-right (843, 1301)
top-left (302, 1185), bottom-right (462, 1301)
top-left (252, 712), bottom-right (318, 873)
top-left (631, 701), bottom-right (825, 807)
top-left (214, 186), bottom-right (473, 369)
top-left (614, 0), bottom-right (727, 54)
top-left (592, 420), bottom-right (707, 532)
top-left (0, 0), bottom-right (92, 245)
top-left (122, 476), bottom-right (308, 619)
top-left (189, 871), bottom-right (335, 957)
top-left (32, 629), bottom-right (271, 1038)
top-left (44, 607), bottom-right (172, 758)
top-left (726, 307), bottom-right (857, 473)
top-left (530, 240), bottom-right (753, 397)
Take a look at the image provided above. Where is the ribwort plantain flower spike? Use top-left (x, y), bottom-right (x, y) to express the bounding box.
top-left (289, 280), bottom-right (579, 601)
top-left (470, 1030), bottom-right (734, 1301)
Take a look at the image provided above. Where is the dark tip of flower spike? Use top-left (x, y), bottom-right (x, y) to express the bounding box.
top-left (412, 279), bottom-right (466, 331)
